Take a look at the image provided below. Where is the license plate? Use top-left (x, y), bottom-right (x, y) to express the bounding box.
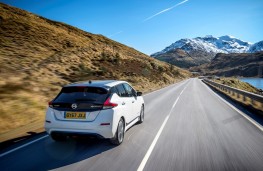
top-left (65, 112), bottom-right (86, 119)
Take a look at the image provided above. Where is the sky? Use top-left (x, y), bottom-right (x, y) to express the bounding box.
top-left (1, 0), bottom-right (263, 55)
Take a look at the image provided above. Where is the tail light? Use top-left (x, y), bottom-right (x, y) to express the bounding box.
top-left (103, 97), bottom-right (118, 109)
top-left (48, 101), bottom-right (53, 108)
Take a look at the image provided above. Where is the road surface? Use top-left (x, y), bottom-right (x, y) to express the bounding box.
top-left (1, 78), bottom-right (263, 171)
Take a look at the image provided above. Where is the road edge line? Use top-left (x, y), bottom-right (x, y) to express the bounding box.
top-left (202, 80), bottom-right (263, 132)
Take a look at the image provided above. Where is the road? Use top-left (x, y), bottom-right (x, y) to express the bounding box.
top-left (1, 78), bottom-right (263, 171)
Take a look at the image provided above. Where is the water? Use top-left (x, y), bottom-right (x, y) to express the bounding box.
top-left (239, 78), bottom-right (263, 90)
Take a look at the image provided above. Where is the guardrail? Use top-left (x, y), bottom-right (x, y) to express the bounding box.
top-left (203, 79), bottom-right (263, 108)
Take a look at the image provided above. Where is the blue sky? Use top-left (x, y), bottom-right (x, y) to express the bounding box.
top-left (1, 0), bottom-right (263, 55)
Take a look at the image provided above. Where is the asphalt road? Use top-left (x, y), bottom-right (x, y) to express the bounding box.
top-left (1, 78), bottom-right (263, 171)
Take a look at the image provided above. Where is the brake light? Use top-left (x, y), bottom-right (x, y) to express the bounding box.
top-left (48, 101), bottom-right (53, 108)
top-left (103, 97), bottom-right (118, 109)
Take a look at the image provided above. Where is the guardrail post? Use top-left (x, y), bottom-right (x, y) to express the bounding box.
top-left (243, 95), bottom-right (246, 102)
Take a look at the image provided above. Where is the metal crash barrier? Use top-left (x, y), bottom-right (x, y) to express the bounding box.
top-left (203, 79), bottom-right (263, 109)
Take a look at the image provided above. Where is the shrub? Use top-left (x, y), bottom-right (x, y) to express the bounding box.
top-left (173, 69), bottom-right (180, 76)
top-left (100, 51), bottom-right (107, 61)
top-left (79, 63), bottom-right (92, 76)
top-left (142, 68), bottom-right (150, 76)
top-left (113, 53), bottom-right (120, 64)
top-left (158, 66), bottom-right (164, 72)
top-left (169, 64), bottom-right (174, 71)
top-left (150, 62), bottom-right (157, 69)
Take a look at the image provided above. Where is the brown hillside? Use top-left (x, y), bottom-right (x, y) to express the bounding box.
top-left (0, 3), bottom-right (191, 136)
top-left (153, 48), bottom-right (213, 68)
top-left (191, 52), bottom-right (263, 77)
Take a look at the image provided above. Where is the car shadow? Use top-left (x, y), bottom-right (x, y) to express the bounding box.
top-left (1, 136), bottom-right (116, 171)
top-left (41, 137), bottom-right (116, 171)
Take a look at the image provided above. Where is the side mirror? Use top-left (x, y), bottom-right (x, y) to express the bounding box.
top-left (137, 91), bottom-right (142, 96)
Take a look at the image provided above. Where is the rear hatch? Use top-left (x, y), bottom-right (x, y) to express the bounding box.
top-left (49, 86), bottom-right (109, 121)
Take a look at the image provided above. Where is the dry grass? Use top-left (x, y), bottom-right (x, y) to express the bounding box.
top-left (0, 3), bottom-right (191, 141)
top-left (213, 77), bottom-right (259, 94)
top-left (209, 78), bottom-right (262, 113)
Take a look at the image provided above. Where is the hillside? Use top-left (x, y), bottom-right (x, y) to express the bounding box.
top-left (154, 48), bottom-right (212, 68)
top-left (0, 3), bottom-right (191, 136)
top-left (152, 35), bottom-right (263, 68)
top-left (191, 52), bottom-right (263, 77)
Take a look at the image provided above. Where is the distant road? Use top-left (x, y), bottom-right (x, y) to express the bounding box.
top-left (1, 78), bottom-right (263, 171)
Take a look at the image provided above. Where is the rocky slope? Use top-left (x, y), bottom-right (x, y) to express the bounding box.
top-left (152, 35), bottom-right (263, 68)
top-left (0, 3), bottom-right (191, 135)
top-left (190, 52), bottom-right (263, 77)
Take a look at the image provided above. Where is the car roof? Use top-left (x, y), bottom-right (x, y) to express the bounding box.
top-left (65, 80), bottom-right (128, 88)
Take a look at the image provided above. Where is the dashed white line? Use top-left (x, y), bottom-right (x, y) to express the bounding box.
top-left (137, 83), bottom-right (188, 171)
top-left (0, 135), bottom-right (48, 158)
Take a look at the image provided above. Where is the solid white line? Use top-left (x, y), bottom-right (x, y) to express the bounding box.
top-left (0, 135), bottom-right (48, 158)
top-left (137, 83), bottom-right (188, 171)
top-left (202, 80), bottom-right (263, 132)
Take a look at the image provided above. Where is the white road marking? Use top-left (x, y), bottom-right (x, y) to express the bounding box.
top-left (0, 135), bottom-right (48, 158)
top-left (137, 83), bottom-right (188, 171)
top-left (202, 80), bottom-right (263, 132)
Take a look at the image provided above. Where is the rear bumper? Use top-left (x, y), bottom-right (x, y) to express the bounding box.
top-left (45, 107), bottom-right (115, 139)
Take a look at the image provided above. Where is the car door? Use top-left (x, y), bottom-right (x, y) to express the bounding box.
top-left (123, 83), bottom-right (141, 120)
top-left (115, 84), bottom-right (133, 124)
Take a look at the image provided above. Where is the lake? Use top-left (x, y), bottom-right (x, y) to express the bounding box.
top-left (239, 78), bottom-right (263, 90)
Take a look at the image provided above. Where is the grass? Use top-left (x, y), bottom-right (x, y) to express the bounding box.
top-left (213, 77), bottom-right (259, 94)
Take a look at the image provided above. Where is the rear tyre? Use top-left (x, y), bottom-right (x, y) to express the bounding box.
top-left (110, 118), bottom-right (125, 145)
top-left (51, 133), bottom-right (67, 141)
top-left (138, 105), bottom-right (144, 124)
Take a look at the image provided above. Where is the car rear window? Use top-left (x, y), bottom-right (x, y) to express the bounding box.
top-left (116, 84), bottom-right (128, 97)
top-left (54, 86), bottom-right (109, 104)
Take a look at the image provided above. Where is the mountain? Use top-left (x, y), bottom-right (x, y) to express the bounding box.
top-left (0, 3), bottom-right (191, 135)
top-left (248, 41), bottom-right (263, 53)
top-left (152, 35), bottom-right (263, 68)
top-left (154, 48), bottom-right (209, 68)
top-left (190, 52), bottom-right (263, 77)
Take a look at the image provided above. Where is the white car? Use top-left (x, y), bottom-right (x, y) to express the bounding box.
top-left (45, 80), bottom-right (144, 145)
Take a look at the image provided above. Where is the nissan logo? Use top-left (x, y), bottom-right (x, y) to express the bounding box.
top-left (71, 103), bottom-right (78, 109)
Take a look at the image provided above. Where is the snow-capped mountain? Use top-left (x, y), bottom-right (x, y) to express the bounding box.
top-left (152, 35), bottom-right (263, 68)
top-left (247, 41), bottom-right (263, 53)
top-left (152, 35), bottom-right (257, 57)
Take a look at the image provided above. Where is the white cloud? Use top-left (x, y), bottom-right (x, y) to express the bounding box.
top-left (143, 0), bottom-right (189, 22)
top-left (108, 31), bottom-right (123, 38)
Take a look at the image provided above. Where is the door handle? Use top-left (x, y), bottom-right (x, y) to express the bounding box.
top-left (122, 102), bottom-right (126, 105)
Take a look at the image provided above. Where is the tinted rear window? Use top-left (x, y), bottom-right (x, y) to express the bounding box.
top-left (54, 86), bottom-right (109, 104)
